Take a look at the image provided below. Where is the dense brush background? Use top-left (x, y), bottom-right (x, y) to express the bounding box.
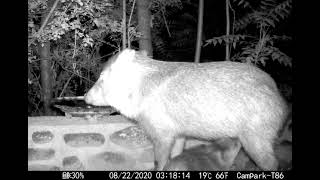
top-left (28, 0), bottom-right (292, 116)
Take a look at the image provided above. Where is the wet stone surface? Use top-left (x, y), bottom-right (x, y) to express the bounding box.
top-left (28, 148), bottom-right (55, 161)
top-left (28, 164), bottom-right (60, 171)
top-left (54, 104), bottom-right (118, 118)
top-left (110, 126), bottom-right (152, 149)
top-left (100, 151), bottom-right (126, 163)
top-left (64, 133), bottom-right (105, 147)
top-left (32, 131), bottom-right (54, 144)
top-left (88, 151), bottom-right (137, 170)
top-left (62, 156), bottom-right (85, 171)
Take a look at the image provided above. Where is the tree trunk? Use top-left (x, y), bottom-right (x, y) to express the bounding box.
top-left (39, 0), bottom-right (55, 115)
top-left (122, 0), bottom-right (127, 49)
top-left (137, 0), bottom-right (153, 57)
top-left (225, 0), bottom-right (230, 61)
top-left (194, 0), bottom-right (204, 63)
top-left (39, 42), bottom-right (52, 115)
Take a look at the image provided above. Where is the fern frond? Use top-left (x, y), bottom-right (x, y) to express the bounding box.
top-left (204, 34), bottom-right (247, 47)
top-left (232, 0), bottom-right (251, 9)
top-left (267, 0), bottom-right (292, 22)
top-left (267, 46), bottom-right (292, 67)
top-left (152, 34), bottom-right (172, 59)
top-left (234, 0), bottom-right (292, 31)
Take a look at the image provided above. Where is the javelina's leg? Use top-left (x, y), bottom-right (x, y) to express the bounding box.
top-left (153, 136), bottom-right (175, 171)
top-left (240, 135), bottom-right (278, 170)
top-left (171, 137), bottom-right (186, 158)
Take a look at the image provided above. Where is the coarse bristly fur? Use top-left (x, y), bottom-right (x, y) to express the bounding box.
top-left (85, 48), bottom-right (289, 171)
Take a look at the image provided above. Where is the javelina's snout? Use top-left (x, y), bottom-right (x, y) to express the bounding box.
top-left (85, 80), bottom-right (107, 106)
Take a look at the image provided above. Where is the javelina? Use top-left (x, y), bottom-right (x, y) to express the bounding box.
top-left (85, 49), bottom-right (288, 170)
top-left (163, 138), bottom-right (241, 171)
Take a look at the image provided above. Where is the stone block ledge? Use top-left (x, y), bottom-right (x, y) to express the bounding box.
top-left (28, 115), bottom-right (209, 171)
top-left (28, 115), bottom-right (154, 171)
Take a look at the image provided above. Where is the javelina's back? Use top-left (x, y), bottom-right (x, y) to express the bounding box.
top-left (139, 58), bottom-right (285, 137)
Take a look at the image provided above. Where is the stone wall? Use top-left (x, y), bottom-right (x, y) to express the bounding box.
top-left (28, 115), bottom-right (208, 171)
top-left (28, 115), bottom-right (155, 171)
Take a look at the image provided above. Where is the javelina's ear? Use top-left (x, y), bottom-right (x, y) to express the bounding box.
top-left (117, 49), bottom-right (136, 63)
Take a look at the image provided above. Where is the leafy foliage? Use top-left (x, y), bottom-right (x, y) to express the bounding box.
top-left (234, 0), bottom-right (292, 31)
top-left (28, 0), bottom-right (121, 115)
top-left (151, 1), bottom-right (198, 61)
top-left (206, 0), bottom-right (292, 67)
top-left (231, 34), bottom-right (292, 66)
top-left (28, 0), bottom-right (183, 115)
top-left (150, 0), bottom-right (183, 59)
top-left (205, 34), bottom-right (246, 49)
